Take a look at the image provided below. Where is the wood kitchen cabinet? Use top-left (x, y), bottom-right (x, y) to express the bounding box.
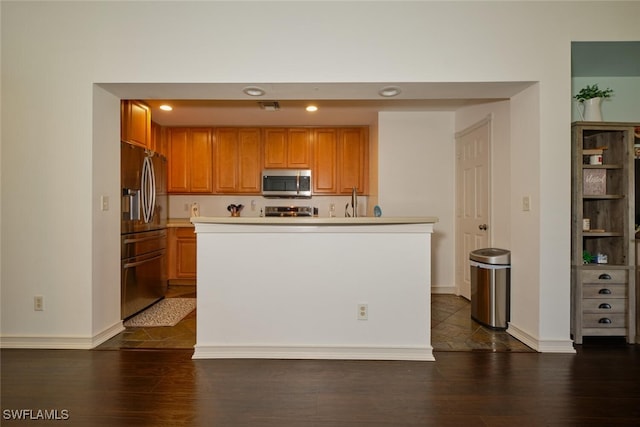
top-left (214, 128), bottom-right (262, 193)
top-left (167, 127), bottom-right (213, 193)
top-left (150, 121), bottom-right (167, 156)
top-left (571, 122), bottom-right (637, 344)
top-left (313, 127), bottom-right (369, 195)
top-left (263, 128), bottom-right (312, 169)
top-left (121, 100), bottom-right (151, 148)
top-left (167, 227), bottom-right (196, 284)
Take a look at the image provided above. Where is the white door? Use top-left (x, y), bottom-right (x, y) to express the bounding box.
top-left (455, 118), bottom-right (491, 299)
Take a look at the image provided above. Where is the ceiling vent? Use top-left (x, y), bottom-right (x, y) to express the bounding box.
top-left (258, 101), bottom-right (280, 111)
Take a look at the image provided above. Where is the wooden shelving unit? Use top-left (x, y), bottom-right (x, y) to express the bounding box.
top-left (571, 122), bottom-right (637, 344)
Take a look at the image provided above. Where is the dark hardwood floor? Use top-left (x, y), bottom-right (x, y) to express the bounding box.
top-left (2, 344), bottom-right (640, 426)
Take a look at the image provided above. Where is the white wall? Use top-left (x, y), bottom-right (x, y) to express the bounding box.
top-left (2, 1), bottom-right (640, 350)
top-left (378, 112), bottom-right (455, 293)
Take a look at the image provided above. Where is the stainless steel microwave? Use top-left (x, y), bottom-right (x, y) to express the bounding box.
top-left (262, 169), bottom-right (312, 198)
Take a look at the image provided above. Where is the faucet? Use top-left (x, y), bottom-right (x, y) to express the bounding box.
top-left (351, 186), bottom-right (358, 217)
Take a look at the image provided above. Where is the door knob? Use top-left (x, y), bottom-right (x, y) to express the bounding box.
top-left (478, 224), bottom-right (488, 230)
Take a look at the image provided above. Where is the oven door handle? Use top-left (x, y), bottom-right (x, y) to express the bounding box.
top-left (123, 232), bottom-right (166, 245)
top-left (123, 253), bottom-right (164, 269)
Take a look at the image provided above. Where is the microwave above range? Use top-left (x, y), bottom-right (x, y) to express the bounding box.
top-left (262, 169), bottom-right (312, 198)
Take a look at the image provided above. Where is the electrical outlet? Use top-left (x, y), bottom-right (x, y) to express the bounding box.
top-left (34, 295), bottom-right (44, 311)
top-left (357, 303), bottom-right (368, 320)
top-left (522, 195), bottom-right (531, 212)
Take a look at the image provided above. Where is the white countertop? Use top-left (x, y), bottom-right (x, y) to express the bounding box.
top-left (190, 216), bottom-right (438, 225)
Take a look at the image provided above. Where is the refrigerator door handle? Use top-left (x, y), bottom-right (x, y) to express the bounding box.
top-left (141, 155), bottom-right (156, 223)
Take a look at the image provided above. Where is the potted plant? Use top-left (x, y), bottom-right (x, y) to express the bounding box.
top-left (574, 84), bottom-right (614, 102)
top-left (574, 84), bottom-right (614, 121)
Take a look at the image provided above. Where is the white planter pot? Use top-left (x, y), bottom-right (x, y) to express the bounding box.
top-left (578, 97), bottom-right (603, 121)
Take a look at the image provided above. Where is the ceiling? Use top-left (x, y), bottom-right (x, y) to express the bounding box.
top-left (102, 82), bottom-right (535, 127)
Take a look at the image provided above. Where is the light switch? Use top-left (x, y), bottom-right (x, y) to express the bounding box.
top-left (101, 195), bottom-right (109, 211)
top-left (522, 196), bottom-right (531, 212)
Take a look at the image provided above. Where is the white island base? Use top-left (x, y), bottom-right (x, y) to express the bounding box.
top-left (191, 217), bottom-right (437, 361)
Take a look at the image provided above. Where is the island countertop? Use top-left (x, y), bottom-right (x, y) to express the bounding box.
top-left (190, 216), bottom-right (438, 226)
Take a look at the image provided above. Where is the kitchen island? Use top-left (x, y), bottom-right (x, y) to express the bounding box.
top-left (191, 216), bottom-right (438, 361)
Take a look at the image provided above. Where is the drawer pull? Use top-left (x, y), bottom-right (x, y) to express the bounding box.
top-left (598, 288), bottom-right (612, 295)
top-left (598, 318), bottom-right (612, 324)
top-left (598, 303), bottom-right (612, 309)
top-left (598, 274), bottom-right (612, 280)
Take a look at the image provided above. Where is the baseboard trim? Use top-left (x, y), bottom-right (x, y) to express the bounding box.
top-left (507, 323), bottom-right (576, 354)
top-left (431, 285), bottom-right (457, 294)
top-left (91, 321), bottom-right (125, 348)
top-left (192, 345), bottom-right (435, 361)
top-left (0, 321), bottom-right (125, 350)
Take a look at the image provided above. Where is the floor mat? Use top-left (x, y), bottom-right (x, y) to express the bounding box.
top-left (123, 298), bottom-right (196, 327)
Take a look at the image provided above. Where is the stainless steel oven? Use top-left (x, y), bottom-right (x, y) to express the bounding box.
top-left (121, 229), bottom-right (167, 319)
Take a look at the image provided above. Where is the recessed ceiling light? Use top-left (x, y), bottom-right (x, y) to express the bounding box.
top-left (159, 104), bottom-right (173, 111)
top-left (243, 86), bottom-right (266, 97)
top-left (378, 86), bottom-right (401, 97)
top-left (306, 105), bottom-right (318, 112)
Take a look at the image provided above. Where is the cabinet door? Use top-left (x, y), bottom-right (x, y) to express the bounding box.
top-left (121, 100), bottom-right (151, 148)
top-left (176, 230), bottom-right (197, 279)
top-left (237, 128), bottom-right (262, 193)
top-left (338, 128), bottom-right (369, 194)
top-left (189, 128), bottom-right (213, 193)
top-left (288, 128), bottom-right (312, 168)
top-left (214, 128), bottom-right (239, 193)
top-left (168, 227), bottom-right (196, 280)
top-left (313, 129), bottom-right (338, 194)
top-left (167, 128), bottom-right (190, 193)
top-left (263, 128), bottom-right (287, 168)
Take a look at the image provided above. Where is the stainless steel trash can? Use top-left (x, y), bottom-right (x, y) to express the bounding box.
top-left (470, 248), bottom-right (511, 330)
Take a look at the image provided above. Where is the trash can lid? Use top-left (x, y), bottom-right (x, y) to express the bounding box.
top-left (469, 248), bottom-right (510, 264)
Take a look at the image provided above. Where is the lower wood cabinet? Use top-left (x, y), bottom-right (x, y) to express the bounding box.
top-left (167, 226), bottom-right (196, 284)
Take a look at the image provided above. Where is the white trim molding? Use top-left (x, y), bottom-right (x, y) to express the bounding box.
top-left (193, 345), bottom-right (435, 361)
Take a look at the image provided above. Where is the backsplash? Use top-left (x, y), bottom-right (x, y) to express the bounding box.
top-left (169, 195), bottom-right (369, 219)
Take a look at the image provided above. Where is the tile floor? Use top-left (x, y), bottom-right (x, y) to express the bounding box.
top-left (97, 286), bottom-right (534, 352)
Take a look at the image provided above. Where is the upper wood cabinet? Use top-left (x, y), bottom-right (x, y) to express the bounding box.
top-left (263, 128), bottom-right (312, 169)
top-left (338, 127), bottom-right (369, 194)
top-left (214, 128), bottom-right (262, 193)
top-left (313, 127), bottom-right (369, 195)
top-left (150, 121), bottom-right (167, 156)
top-left (313, 128), bottom-right (339, 194)
top-left (121, 100), bottom-right (151, 148)
top-left (167, 127), bottom-right (213, 193)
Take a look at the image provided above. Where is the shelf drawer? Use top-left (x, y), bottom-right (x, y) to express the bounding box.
top-left (582, 313), bottom-right (627, 328)
top-left (582, 298), bottom-right (627, 313)
top-left (581, 269), bottom-right (627, 284)
top-left (583, 284), bottom-right (627, 299)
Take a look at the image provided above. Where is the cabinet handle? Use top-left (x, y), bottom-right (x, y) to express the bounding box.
top-left (598, 274), bottom-right (611, 280)
top-left (598, 303), bottom-right (612, 309)
top-left (598, 288), bottom-right (612, 295)
top-left (598, 318), bottom-right (612, 324)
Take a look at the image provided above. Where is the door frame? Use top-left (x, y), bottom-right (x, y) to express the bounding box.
top-left (454, 115), bottom-right (493, 299)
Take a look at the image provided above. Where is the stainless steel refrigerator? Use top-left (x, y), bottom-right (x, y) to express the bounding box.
top-left (121, 142), bottom-right (168, 319)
